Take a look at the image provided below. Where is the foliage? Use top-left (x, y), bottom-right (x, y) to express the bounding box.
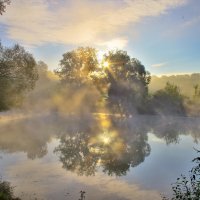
top-left (102, 50), bottom-right (151, 115)
top-left (55, 47), bottom-right (98, 87)
top-left (0, 179), bottom-right (21, 200)
top-left (0, 43), bottom-right (38, 110)
top-left (104, 50), bottom-right (151, 86)
top-left (163, 151), bottom-right (200, 200)
top-left (55, 47), bottom-right (151, 116)
top-left (37, 61), bottom-right (48, 76)
top-left (150, 74), bottom-right (200, 98)
top-left (79, 191), bottom-right (86, 200)
top-left (0, 0), bottom-right (10, 15)
top-left (54, 118), bottom-right (151, 176)
top-left (152, 82), bottom-right (185, 115)
top-left (193, 84), bottom-right (200, 99)
top-left (150, 74), bottom-right (200, 116)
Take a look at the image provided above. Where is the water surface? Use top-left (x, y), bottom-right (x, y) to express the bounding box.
top-left (0, 112), bottom-right (200, 200)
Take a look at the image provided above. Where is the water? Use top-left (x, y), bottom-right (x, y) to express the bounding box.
top-left (0, 112), bottom-right (200, 200)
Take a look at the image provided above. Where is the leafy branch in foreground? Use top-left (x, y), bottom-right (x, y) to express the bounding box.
top-left (0, 179), bottom-right (21, 200)
top-left (0, 0), bottom-right (10, 15)
top-left (163, 150), bottom-right (200, 200)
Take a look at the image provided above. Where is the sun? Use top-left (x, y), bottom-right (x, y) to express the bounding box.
top-left (100, 134), bottom-right (111, 145)
top-left (97, 50), bottom-right (110, 69)
top-left (103, 61), bottom-right (109, 68)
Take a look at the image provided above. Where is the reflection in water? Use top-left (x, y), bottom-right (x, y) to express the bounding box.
top-left (0, 114), bottom-right (55, 159)
top-left (54, 114), bottom-right (200, 176)
top-left (0, 112), bottom-right (200, 175)
top-left (0, 113), bottom-right (94, 159)
top-left (54, 113), bottom-right (151, 176)
top-left (1, 112), bottom-right (200, 199)
top-left (55, 129), bottom-right (150, 176)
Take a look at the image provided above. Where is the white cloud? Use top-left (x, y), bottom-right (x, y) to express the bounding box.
top-left (151, 62), bottom-right (167, 68)
top-left (97, 38), bottom-right (128, 49)
top-left (0, 0), bottom-right (188, 47)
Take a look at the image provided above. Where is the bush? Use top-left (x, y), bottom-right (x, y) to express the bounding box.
top-left (163, 150), bottom-right (200, 200)
top-left (152, 82), bottom-right (186, 115)
top-left (0, 179), bottom-right (21, 200)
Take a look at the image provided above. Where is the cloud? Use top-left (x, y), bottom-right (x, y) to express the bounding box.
top-left (151, 62), bottom-right (167, 68)
top-left (97, 38), bottom-right (128, 49)
top-left (7, 159), bottom-right (160, 200)
top-left (0, 0), bottom-right (188, 48)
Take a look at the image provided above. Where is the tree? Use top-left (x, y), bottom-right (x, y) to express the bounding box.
top-left (55, 47), bottom-right (98, 87)
top-left (36, 60), bottom-right (49, 81)
top-left (152, 82), bottom-right (186, 116)
top-left (37, 61), bottom-right (48, 73)
top-left (55, 47), bottom-right (151, 115)
top-left (102, 50), bottom-right (151, 115)
top-left (193, 84), bottom-right (200, 99)
top-left (0, 0), bottom-right (10, 15)
top-left (54, 47), bottom-right (100, 114)
top-left (0, 43), bottom-right (38, 110)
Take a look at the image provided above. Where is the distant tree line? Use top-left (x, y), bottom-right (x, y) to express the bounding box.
top-left (150, 74), bottom-right (200, 98)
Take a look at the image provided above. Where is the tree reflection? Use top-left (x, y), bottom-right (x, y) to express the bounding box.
top-left (1, 112), bottom-right (200, 169)
top-left (55, 116), bottom-right (151, 176)
top-left (0, 113), bottom-right (73, 159)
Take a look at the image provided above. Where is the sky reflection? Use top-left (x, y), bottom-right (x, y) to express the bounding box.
top-left (0, 113), bottom-right (200, 199)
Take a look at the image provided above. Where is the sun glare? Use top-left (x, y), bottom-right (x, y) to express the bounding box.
top-left (103, 61), bottom-right (109, 68)
top-left (101, 135), bottom-right (111, 145)
top-left (97, 50), bottom-right (105, 62)
top-left (97, 50), bottom-right (111, 69)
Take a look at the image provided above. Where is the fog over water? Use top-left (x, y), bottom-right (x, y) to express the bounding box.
top-left (0, 110), bottom-right (200, 200)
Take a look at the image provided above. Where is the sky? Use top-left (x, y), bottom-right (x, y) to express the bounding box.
top-left (0, 0), bottom-right (200, 75)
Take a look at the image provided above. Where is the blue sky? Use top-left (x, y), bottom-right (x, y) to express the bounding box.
top-left (0, 0), bottom-right (200, 75)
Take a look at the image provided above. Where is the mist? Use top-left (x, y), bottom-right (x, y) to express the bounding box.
top-left (0, 12), bottom-right (200, 199)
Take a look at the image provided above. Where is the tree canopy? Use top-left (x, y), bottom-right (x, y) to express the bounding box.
top-left (152, 82), bottom-right (185, 115)
top-left (102, 50), bottom-right (151, 115)
top-left (0, 0), bottom-right (10, 15)
top-left (55, 47), bottom-right (151, 115)
top-left (0, 43), bottom-right (38, 110)
top-left (55, 47), bottom-right (98, 87)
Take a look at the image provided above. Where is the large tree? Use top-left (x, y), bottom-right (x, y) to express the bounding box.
top-left (0, 0), bottom-right (10, 15)
top-left (102, 50), bottom-right (151, 115)
top-left (0, 43), bottom-right (38, 110)
top-left (55, 47), bottom-right (151, 115)
top-left (55, 47), bottom-right (98, 87)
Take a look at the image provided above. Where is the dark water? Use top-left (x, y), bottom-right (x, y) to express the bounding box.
top-left (0, 112), bottom-right (200, 200)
